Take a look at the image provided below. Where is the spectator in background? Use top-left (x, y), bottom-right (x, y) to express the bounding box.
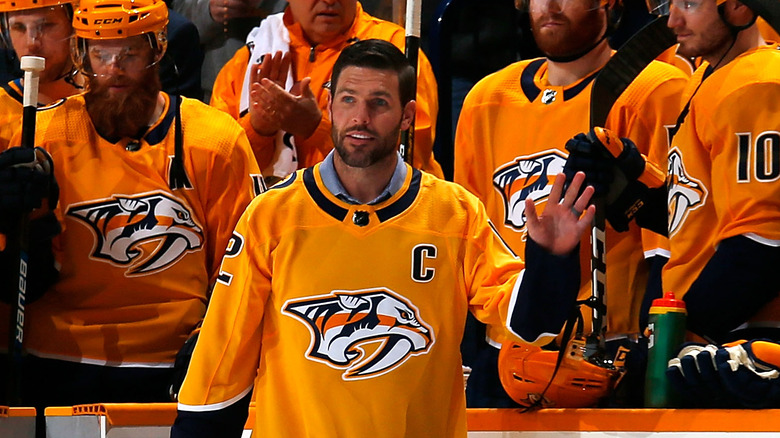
top-left (170, 0), bottom-right (285, 102)
top-left (210, 0), bottom-right (442, 185)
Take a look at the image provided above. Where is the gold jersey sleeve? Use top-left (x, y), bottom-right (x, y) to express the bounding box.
top-left (178, 165), bottom-right (528, 437)
top-left (759, 18), bottom-right (780, 42)
top-left (10, 94), bottom-right (261, 366)
top-left (209, 3), bottom-right (442, 177)
top-left (664, 44), bottom-right (780, 327)
top-left (455, 57), bottom-right (686, 338)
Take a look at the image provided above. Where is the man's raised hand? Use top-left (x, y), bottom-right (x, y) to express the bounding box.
top-left (526, 171), bottom-right (595, 255)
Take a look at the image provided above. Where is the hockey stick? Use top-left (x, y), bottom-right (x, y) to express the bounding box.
top-left (6, 56), bottom-right (45, 405)
top-left (583, 16), bottom-right (676, 365)
top-left (399, 0), bottom-right (420, 166)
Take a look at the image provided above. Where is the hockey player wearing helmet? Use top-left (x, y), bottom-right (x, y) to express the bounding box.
top-left (0, 0), bottom-right (262, 434)
top-left (454, 0), bottom-right (687, 408)
top-left (564, 0), bottom-right (780, 408)
top-left (0, 0), bottom-right (83, 149)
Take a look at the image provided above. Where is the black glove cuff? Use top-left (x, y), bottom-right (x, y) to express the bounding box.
top-left (616, 138), bottom-right (646, 181)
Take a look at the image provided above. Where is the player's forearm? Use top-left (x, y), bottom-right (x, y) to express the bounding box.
top-left (684, 234), bottom-right (780, 342)
top-left (172, 391), bottom-right (251, 438)
top-left (508, 238), bottom-right (580, 345)
top-left (635, 186), bottom-right (668, 236)
top-left (171, 0), bottom-right (222, 42)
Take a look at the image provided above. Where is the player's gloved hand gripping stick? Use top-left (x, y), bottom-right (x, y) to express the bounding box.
top-left (581, 16), bottom-right (675, 366)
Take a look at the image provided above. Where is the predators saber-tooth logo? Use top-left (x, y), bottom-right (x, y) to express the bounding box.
top-left (67, 192), bottom-right (204, 275)
top-left (493, 150), bottom-right (567, 231)
top-left (283, 288), bottom-right (434, 380)
top-left (667, 148), bottom-right (706, 236)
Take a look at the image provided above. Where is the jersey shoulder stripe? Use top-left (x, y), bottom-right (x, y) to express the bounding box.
top-left (375, 169), bottom-right (421, 222)
top-left (1, 79), bottom-right (22, 104)
top-left (302, 167), bottom-right (349, 221)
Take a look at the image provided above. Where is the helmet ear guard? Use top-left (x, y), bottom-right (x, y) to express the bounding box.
top-left (498, 338), bottom-right (628, 408)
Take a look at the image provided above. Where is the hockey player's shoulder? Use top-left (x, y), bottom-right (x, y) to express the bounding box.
top-left (421, 172), bottom-right (485, 213)
top-left (615, 60), bottom-right (688, 107)
top-left (463, 58), bottom-right (545, 109)
top-left (178, 96), bottom-right (248, 152)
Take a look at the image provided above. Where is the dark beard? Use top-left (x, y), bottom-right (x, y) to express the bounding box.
top-left (332, 123), bottom-right (402, 168)
top-left (85, 68), bottom-right (161, 141)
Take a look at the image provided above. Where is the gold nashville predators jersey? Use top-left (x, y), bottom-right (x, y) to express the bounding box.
top-left (455, 57), bottom-right (687, 338)
top-left (664, 44), bottom-right (780, 326)
top-left (11, 93), bottom-right (262, 366)
top-left (0, 79), bottom-right (24, 151)
top-left (178, 164), bottom-right (527, 437)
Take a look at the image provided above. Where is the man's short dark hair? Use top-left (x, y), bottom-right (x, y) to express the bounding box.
top-left (331, 39), bottom-right (416, 106)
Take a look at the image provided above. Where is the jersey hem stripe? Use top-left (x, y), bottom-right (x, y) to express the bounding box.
top-left (26, 350), bottom-right (175, 368)
top-left (178, 384), bottom-right (254, 412)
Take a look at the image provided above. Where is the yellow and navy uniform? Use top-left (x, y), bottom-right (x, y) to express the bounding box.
top-left (10, 93), bottom-right (262, 367)
top-left (455, 57), bottom-right (687, 339)
top-left (664, 44), bottom-right (780, 337)
top-left (0, 79), bottom-right (24, 151)
top-left (210, 2), bottom-right (442, 178)
top-left (175, 159), bottom-right (579, 437)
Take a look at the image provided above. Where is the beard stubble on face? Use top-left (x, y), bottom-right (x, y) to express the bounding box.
top-left (531, 7), bottom-right (606, 59)
top-left (85, 65), bottom-right (161, 141)
top-left (332, 122), bottom-right (402, 168)
top-left (675, 22), bottom-right (733, 61)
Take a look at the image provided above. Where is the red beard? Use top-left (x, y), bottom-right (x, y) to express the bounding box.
top-left (85, 67), bottom-right (161, 141)
top-left (531, 8), bottom-right (606, 60)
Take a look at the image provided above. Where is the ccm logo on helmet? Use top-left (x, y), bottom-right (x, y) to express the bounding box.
top-left (93, 18), bottom-right (123, 24)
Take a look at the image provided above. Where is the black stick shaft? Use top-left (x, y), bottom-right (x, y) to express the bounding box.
top-left (400, 0), bottom-right (420, 166)
top-left (6, 56), bottom-right (44, 406)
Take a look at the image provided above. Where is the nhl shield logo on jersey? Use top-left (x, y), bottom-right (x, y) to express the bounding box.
top-left (283, 288), bottom-right (434, 380)
top-left (541, 89), bottom-right (557, 105)
top-left (67, 191), bottom-right (204, 275)
top-left (493, 150), bottom-right (567, 231)
top-left (668, 148), bottom-right (707, 236)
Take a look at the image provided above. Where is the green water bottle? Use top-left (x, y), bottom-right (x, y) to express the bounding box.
top-left (644, 291), bottom-right (687, 407)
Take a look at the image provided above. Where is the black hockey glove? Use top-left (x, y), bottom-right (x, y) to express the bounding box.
top-left (666, 339), bottom-right (780, 408)
top-left (563, 127), bottom-right (664, 232)
top-left (169, 329), bottom-right (200, 402)
top-left (0, 147), bottom-right (59, 233)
